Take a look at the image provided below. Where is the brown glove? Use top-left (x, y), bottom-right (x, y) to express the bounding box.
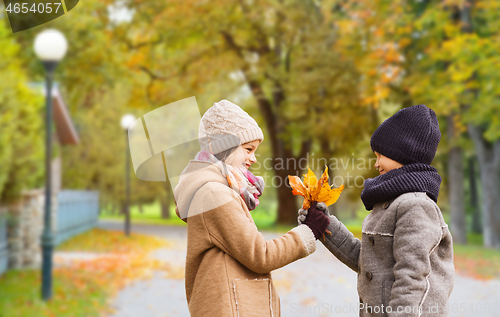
top-left (302, 201), bottom-right (331, 240)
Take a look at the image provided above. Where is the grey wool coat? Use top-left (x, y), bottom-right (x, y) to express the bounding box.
top-left (322, 192), bottom-right (454, 317)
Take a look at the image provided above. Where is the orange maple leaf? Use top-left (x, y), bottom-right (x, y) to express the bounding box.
top-left (288, 166), bottom-right (344, 209)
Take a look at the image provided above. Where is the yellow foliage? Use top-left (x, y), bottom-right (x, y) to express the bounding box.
top-left (398, 38), bottom-right (411, 48)
top-left (288, 166), bottom-right (344, 209)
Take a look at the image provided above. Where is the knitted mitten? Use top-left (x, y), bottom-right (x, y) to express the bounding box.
top-left (298, 202), bottom-right (329, 224)
top-left (302, 201), bottom-right (331, 240)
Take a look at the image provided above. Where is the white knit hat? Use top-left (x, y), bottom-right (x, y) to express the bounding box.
top-left (198, 100), bottom-right (264, 154)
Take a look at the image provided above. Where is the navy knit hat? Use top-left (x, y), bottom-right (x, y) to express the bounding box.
top-left (370, 104), bottom-right (441, 165)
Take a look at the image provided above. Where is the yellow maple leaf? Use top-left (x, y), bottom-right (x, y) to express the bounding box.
top-left (288, 166), bottom-right (344, 209)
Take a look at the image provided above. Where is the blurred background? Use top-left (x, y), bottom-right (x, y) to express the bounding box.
top-left (1, 0), bottom-right (500, 316)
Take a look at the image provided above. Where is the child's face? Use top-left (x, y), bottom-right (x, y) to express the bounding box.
top-left (228, 140), bottom-right (260, 170)
top-left (374, 151), bottom-right (403, 175)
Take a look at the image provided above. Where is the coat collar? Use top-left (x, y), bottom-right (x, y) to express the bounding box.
top-left (173, 160), bottom-right (228, 220)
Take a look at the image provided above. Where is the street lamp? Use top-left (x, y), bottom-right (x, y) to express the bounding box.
top-left (120, 114), bottom-right (135, 237)
top-left (34, 29), bottom-right (68, 301)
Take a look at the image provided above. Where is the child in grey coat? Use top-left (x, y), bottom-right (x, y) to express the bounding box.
top-left (300, 104), bottom-right (454, 317)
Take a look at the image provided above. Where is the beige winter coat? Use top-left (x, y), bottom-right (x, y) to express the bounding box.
top-left (322, 192), bottom-right (454, 317)
top-left (174, 160), bottom-right (316, 317)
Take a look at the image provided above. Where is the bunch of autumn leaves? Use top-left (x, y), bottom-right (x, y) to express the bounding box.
top-left (288, 166), bottom-right (344, 210)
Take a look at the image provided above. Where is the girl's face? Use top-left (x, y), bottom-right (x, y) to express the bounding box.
top-left (228, 140), bottom-right (260, 170)
top-left (374, 151), bottom-right (403, 175)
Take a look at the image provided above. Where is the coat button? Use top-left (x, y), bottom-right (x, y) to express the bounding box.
top-left (365, 271), bottom-right (373, 281)
top-left (369, 236), bottom-right (375, 245)
top-left (382, 201), bottom-right (390, 209)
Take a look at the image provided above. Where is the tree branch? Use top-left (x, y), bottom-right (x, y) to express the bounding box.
top-left (126, 36), bottom-right (163, 50)
top-left (220, 31), bottom-right (245, 59)
top-left (136, 44), bottom-right (218, 81)
top-left (137, 65), bottom-right (170, 81)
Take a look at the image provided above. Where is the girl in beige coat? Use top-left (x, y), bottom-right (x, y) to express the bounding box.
top-left (174, 100), bottom-right (330, 317)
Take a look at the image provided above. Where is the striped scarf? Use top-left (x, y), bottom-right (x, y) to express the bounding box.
top-left (193, 151), bottom-right (265, 211)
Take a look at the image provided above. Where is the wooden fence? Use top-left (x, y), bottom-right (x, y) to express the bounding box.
top-left (0, 213), bottom-right (7, 276)
top-left (0, 190), bottom-right (100, 276)
top-left (55, 190), bottom-right (100, 246)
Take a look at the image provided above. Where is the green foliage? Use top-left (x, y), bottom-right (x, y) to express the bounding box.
top-left (380, 0), bottom-right (500, 141)
top-left (60, 83), bottom-right (171, 209)
top-left (0, 19), bottom-right (44, 202)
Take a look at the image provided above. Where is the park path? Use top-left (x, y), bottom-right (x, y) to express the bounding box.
top-left (98, 221), bottom-right (500, 317)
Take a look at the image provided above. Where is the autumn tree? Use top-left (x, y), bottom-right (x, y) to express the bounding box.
top-left (112, 0), bottom-right (378, 224)
top-left (350, 0), bottom-right (500, 247)
top-left (8, 0), bottom-right (173, 213)
top-left (0, 19), bottom-right (44, 203)
top-left (405, 0), bottom-right (500, 248)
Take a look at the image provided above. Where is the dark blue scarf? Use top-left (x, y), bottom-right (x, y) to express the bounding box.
top-left (360, 163), bottom-right (442, 210)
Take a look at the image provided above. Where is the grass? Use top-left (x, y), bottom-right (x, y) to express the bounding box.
top-left (99, 203), bottom-right (187, 226)
top-left (453, 241), bottom-right (500, 280)
top-left (0, 269), bottom-right (109, 317)
top-left (0, 229), bottom-right (170, 317)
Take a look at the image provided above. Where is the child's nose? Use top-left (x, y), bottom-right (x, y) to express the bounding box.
top-left (250, 153), bottom-right (257, 163)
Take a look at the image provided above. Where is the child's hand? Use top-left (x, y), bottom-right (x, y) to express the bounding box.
top-left (300, 201), bottom-right (331, 240)
top-left (297, 202), bottom-right (329, 225)
top-left (297, 208), bottom-right (307, 225)
top-left (315, 202), bottom-right (330, 216)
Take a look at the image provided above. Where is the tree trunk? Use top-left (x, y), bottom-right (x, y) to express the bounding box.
top-left (221, 31), bottom-right (314, 225)
top-left (468, 157), bottom-right (482, 234)
top-left (138, 204), bottom-right (144, 214)
top-left (275, 168), bottom-right (300, 224)
top-left (447, 115), bottom-right (467, 244)
top-left (160, 198), bottom-right (170, 219)
top-left (247, 79), bottom-right (309, 225)
top-left (120, 201), bottom-right (126, 215)
top-left (468, 124), bottom-right (500, 248)
top-left (456, 0), bottom-right (500, 246)
top-left (457, 0), bottom-right (500, 246)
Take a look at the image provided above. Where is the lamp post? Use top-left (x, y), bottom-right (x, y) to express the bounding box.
top-left (34, 29), bottom-right (68, 301)
top-left (120, 114), bottom-right (135, 237)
